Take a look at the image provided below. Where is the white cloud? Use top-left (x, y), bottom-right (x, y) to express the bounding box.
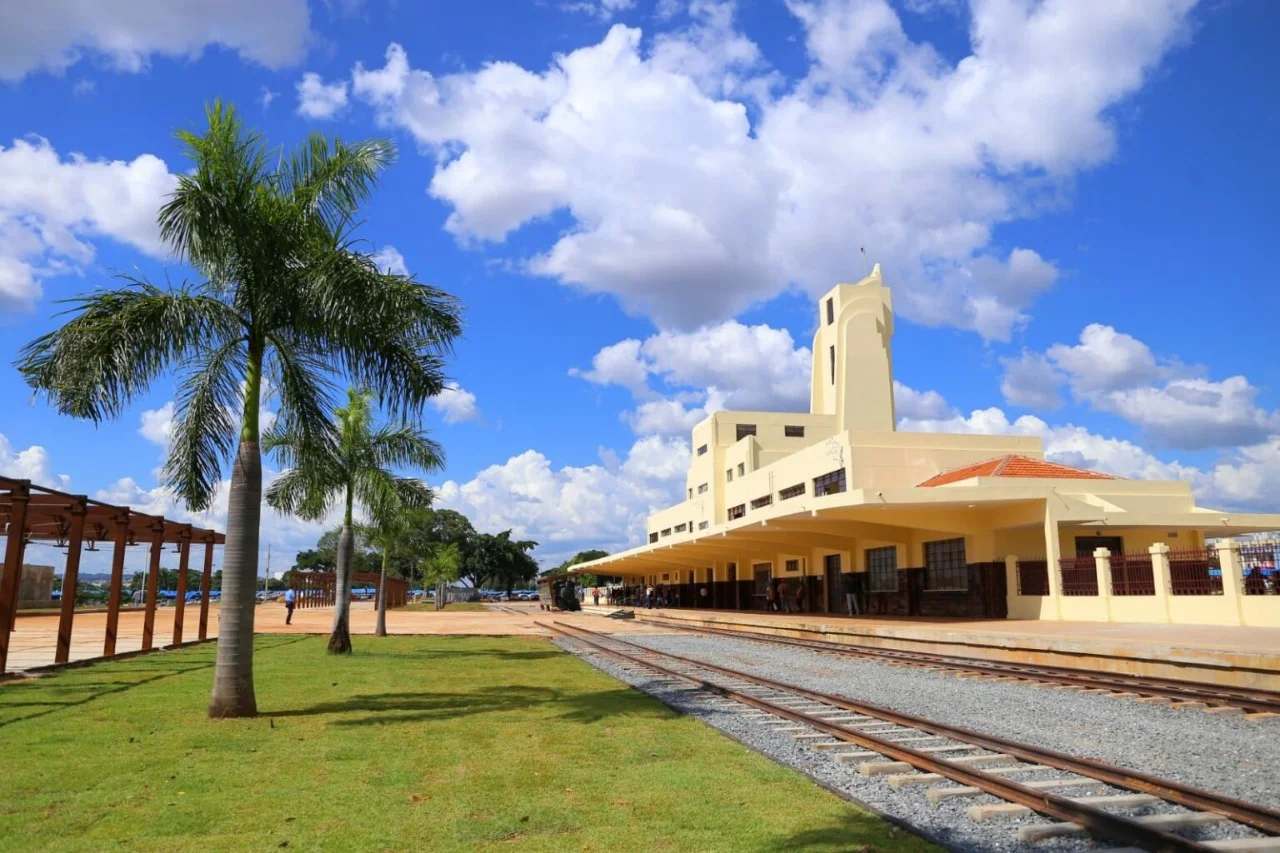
top-left (296, 72), bottom-right (349, 120)
top-left (892, 380), bottom-right (956, 421)
top-left (260, 85), bottom-right (279, 110)
top-left (434, 435), bottom-right (688, 565)
top-left (1001, 323), bottom-right (1279, 451)
top-left (0, 0), bottom-right (311, 82)
top-left (371, 245), bottom-right (408, 276)
top-left (562, 0), bottom-right (636, 20)
top-left (0, 136), bottom-right (177, 311)
top-left (349, 1), bottom-right (1195, 336)
top-left (0, 432), bottom-right (70, 489)
top-left (430, 382), bottom-right (481, 425)
top-left (138, 401), bottom-right (176, 447)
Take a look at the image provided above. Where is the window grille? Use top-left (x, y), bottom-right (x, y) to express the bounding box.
top-left (750, 495), bottom-right (772, 509)
top-left (779, 483), bottom-right (805, 500)
top-left (813, 468), bottom-right (846, 496)
top-left (924, 538), bottom-right (968, 591)
top-left (728, 504), bottom-right (746, 520)
top-left (866, 546), bottom-right (897, 592)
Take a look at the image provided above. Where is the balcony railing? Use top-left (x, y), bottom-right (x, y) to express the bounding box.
top-left (1059, 556), bottom-right (1098, 596)
top-left (1110, 552), bottom-right (1154, 596)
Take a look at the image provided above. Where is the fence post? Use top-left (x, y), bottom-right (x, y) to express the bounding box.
top-left (1215, 538), bottom-right (1246, 626)
top-left (1148, 542), bottom-right (1172, 623)
top-left (1004, 554), bottom-right (1018, 604)
top-left (1094, 547), bottom-right (1114, 622)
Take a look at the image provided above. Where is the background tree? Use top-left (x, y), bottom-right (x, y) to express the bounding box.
top-left (266, 388), bottom-right (441, 653)
top-left (359, 504), bottom-right (432, 637)
top-left (418, 541), bottom-right (462, 610)
top-left (464, 531), bottom-right (539, 594)
top-left (17, 102), bottom-right (461, 717)
top-left (542, 549), bottom-right (613, 586)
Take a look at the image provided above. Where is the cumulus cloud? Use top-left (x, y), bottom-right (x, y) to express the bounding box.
top-left (430, 382), bottom-right (481, 425)
top-left (347, 1), bottom-right (1195, 336)
top-left (296, 72), bottom-right (349, 119)
top-left (0, 432), bottom-right (70, 489)
top-left (138, 401), bottom-right (176, 447)
top-left (434, 435), bottom-right (689, 565)
top-left (562, 0), bottom-right (636, 20)
top-left (1001, 323), bottom-right (1279, 450)
top-left (0, 0), bottom-right (311, 82)
top-left (371, 245), bottom-right (409, 276)
top-left (0, 136), bottom-right (177, 311)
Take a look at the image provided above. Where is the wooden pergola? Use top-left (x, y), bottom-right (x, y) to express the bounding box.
top-left (0, 476), bottom-right (225, 674)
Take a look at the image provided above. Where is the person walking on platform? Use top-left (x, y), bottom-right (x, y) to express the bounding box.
top-left (646, 585), bottom-right (655, 609)
top-left (779, 580), bottom-right (792, 614)
top-left (765, 582), bottom-right (777, 612)
top-left (284, 587), bottom-right (296, 625)
top-left (592, 587), bottom-right (600, 606)
top-left (793, 582), bottom-right (805, 614)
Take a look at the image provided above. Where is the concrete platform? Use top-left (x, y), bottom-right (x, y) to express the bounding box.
top-left (627, 608), bottom-right (1280, 690)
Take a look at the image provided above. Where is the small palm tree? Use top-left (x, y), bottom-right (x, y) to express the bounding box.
top-left (16, 102), bottom-right (461, 717)
top-left (266, 388), bottom-right (442, 652)
top-left (420, 541), bottom-right (463, 611)
top-left (359, 505), bottom-right (427, 637)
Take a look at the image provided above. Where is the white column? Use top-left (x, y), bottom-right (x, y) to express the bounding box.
top-left (1043, 502), bottom-right (1063, 620)
top-left (1094, 547), bottom-right (1114, 623)
top-left (1004, 554), bottom-right (1019, 611)
top-left (1148, 542), bottom-right (1172, 623)
top-left (1216, 538), bottom-right (1246, 626)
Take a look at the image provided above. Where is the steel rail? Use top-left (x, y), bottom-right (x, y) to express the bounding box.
top-left (545, 620), bottom-right (1280, 843)
top-left (637, 616), bottom-right (1280, 714)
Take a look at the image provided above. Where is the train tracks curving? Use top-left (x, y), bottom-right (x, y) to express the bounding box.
top-left (540, 619), bottom-right (1280, 852)
top-left (635, 616), bottom-right (1280, 718)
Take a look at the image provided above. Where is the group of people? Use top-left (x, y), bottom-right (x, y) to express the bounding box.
top-left (641, 585), bottom-right (680, 609)
top-left (764, 579), bottom-right (806, 613)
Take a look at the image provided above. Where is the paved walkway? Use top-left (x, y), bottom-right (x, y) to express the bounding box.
top-left (3, 601), bottom-right (658, 673)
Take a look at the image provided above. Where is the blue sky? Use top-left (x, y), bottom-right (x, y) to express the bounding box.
top-left (1, 0), bottom-right (1278, 573)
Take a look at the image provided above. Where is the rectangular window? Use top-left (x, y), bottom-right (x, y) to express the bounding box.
top-left (698, 520), bottom-right (708, 530)
top-left (728, 504), bottom-right (746, 520)
top-left (750, 495), bottom-right (772, 509)
top-left (726, 469), bottom-right (733, 482)
top-left (829, 345), bottom-right (836, 385)
top-left (753, 563), bottom-right (771, 597)
top-left (826, 297), bottom-right (834, 325)
top-left (784, 425), bottom-right (805, 438)
top-left (661, 528), bottom-right (672, 538)
top-left (737, 462), bottom-right (745, 476)
top-left (697, 483), bottom-right (708, 494)
top-left (924, 538), bottom-right (968, 591)
top-left (696, 444), bottom-right (707, 456)
top-left (866, 546), bottom-right (898, 592)
top-left (674, 523), bottom-right (687, 533)
top-left (784, 558), bottom-right (802, 573)
top-left (736, 424), bottom-right (756, 441)
top-left (813, 468), bottom-right (847, 496)
top-left (779, 483), bottom-right (805, 500)
top-left (687, 488), bottom-right (692, 499)
top-left (649, 532), bottom-right (658, 544)
top-left (662, 573), bottom-right (669, 582)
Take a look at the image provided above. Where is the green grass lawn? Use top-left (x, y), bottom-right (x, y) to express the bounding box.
top-left (0, 635), bottom-right (933, 853)
top-left (398, 601), bottom-right (491, 612)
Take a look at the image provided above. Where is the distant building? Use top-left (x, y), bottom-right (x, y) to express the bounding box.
top-left (574, 266), bottom-right (1280, 627)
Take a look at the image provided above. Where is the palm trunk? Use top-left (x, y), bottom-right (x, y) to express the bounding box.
top-left (208, 345), bottom-right (263, 718)
top-left (375, 546), bottom-right (388, 637)
top-left (328, 487), bottom-right (355, 654)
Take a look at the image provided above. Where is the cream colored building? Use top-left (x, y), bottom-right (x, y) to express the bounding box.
top-left (575, 267), bottom-right (1280, 628)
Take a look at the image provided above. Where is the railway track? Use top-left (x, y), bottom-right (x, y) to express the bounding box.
top-left (636, 616), bottom-right (1280, 717)
top-left (541, 619), bottom-right (1280, 853)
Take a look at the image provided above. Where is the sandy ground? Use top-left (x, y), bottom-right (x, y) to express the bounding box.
top-left (3, 601), bottom-right (660, 673)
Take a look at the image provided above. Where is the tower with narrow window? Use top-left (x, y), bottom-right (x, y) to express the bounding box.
top-left (809, 264), bottom-right (896, 433)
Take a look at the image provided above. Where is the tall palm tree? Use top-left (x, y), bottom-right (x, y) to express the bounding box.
top-left (16, 102), bottom-right (461, 717)
top-left (266, 388), bottom-right (442, 652)
top-left (419, 541), bottom-right (463, 611)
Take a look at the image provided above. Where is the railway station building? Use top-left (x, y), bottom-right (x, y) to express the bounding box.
top-left (573, 267), bottom-right (1280, 628)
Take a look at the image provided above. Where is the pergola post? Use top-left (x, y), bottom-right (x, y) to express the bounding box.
top-left (198, 539), bottom-right (214, 641)
top-left (141, 523), bottom-right (164, 651)
top-left (54, 500), bottom-right (88, 664)
top-left (0, 481), bottom-right (31, 675)
top-left (103, 512), bottom-right (130, 657)
top-left (172, 529), bottom-right (191, 646)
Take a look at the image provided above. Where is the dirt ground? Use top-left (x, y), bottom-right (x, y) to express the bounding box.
top-left (4, 601), bottom-right (660, 673)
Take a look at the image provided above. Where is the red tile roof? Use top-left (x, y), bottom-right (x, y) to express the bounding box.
top-left (918, 454), bottom-right (1119, 487)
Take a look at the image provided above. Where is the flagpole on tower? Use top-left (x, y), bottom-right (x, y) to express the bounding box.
top-left (860, 247), bottom-right (870, 279)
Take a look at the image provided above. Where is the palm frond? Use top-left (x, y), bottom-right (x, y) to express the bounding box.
top-left (370, 423), bottom-right (445, 473)
top-left (264, 466), bottom-right (336, 521)
top-left (284, 135), bottom-right (395, 231)
top-left (164, 337), bottom-right (246, 510)
top-left (15, 279), bottom-right (243, 423)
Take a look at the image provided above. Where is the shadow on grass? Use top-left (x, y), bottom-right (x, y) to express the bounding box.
top-left (761, 812), bottom-right (936, 852)
top-left (266, 684), bottom-right (671, 727)
top-left (0, 635), bottom-right (310, 729)
top-left (344, 647), bottom-right (563, 662)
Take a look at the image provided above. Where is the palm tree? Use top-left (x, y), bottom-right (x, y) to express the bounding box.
top-left (360, 505), bottom-right (427, 637)
top-left (266, 388), bottom-right (442, 652)
top-left (419, 541), bottom-right (463, 611)
top-left (16, 102), bottom-right (461, 717)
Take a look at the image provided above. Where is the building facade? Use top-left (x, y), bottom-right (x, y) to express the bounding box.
top-left (575, 267), bottom-right (1280, 628)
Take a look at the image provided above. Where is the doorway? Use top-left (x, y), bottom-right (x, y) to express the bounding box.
top-left (752, 563), bottom-right (772, 611)
top-left (823, 553), bottom-right (843, 614)
top-left (1077, 536), bottom-right (1123, 557)
top-left (727, 563), bottom-right (738, 610)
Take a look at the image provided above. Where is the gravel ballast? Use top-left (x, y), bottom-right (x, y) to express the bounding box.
top-left (555, 630), bottom-right (1279, 853)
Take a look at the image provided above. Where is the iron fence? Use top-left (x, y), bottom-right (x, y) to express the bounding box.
top-left (1059, 556), bottom-right (1098, 596)
top-left (1168, 549), bottom-right (1223, 596)
top-left (1238, 542), bottom-right (1278, 595)
top-left (1016, 559), bottom-right (1049, 596)
top-left (1110, 552), bottom-right (1155, 596)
